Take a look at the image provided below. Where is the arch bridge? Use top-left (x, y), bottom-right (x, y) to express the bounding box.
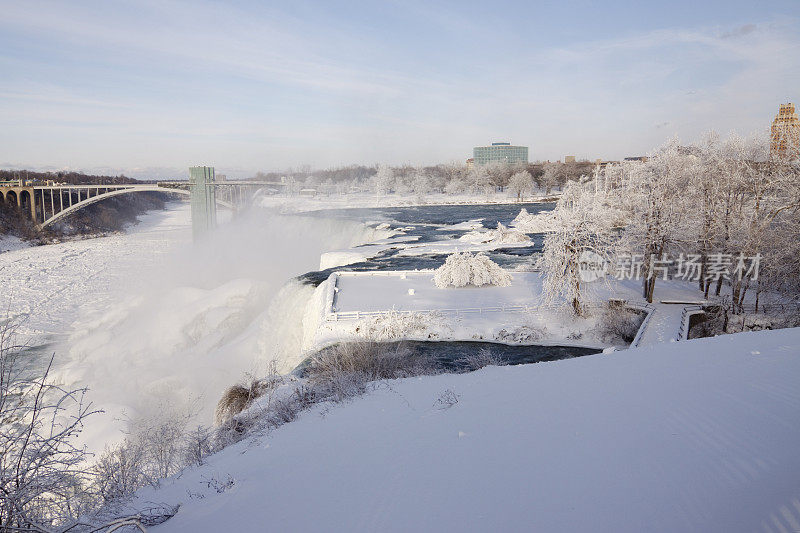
top-left (0, 178), bottom-right (282, 230)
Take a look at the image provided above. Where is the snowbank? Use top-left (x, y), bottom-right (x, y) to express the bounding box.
top-left (0, 234), bottom-right (33, 253)
top-left (258, 191), bottom-right (560, 214)
top-left (510, 207), bottom-right (557, 233)
top-left (128, 327), bottom-right (800, 533)
top-left (436, 218), bottom-right (485, 231)
top-left (317, 224), bottom-right (407, 269)
top-left (458, 222), bottom-right (530, 245)
top-left (319, 250), bottom-right (371, 270)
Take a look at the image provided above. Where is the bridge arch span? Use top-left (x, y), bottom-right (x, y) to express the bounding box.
top-left (5, 190), bottom-right (17, 205)
top-left (40, 186), bottom-right (235, 229)
top-left (20, 190), bottom-right (32, 208)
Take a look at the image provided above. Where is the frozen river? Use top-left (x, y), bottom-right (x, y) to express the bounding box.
top-left (0, 203), bottom-right (193, 344)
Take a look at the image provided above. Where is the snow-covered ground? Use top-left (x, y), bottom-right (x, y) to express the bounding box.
top-left (0, 203), bottom-right (193, 343)
top-left (0, 234), bottom-right (33, 253)
top-left (129, 327), bottom-right (800, 533)
top-left (5, 196), bottom-right (797, 533)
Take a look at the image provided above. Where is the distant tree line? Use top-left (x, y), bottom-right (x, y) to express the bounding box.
top-left (0, 169), bottom-right (139, 185)
top-left (248, 160), bottom-right (596, 196)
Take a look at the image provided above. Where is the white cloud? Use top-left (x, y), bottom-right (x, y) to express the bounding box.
top-left (0, 4), bottom-right (798, 171)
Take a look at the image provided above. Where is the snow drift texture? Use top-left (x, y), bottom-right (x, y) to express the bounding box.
top-left (128, 327), bottom-right (800, 533)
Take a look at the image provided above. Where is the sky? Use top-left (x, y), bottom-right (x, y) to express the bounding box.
top-left (1, 0), bottom-right (799, 179)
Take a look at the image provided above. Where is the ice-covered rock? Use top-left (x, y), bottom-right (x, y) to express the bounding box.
top-left (510, 208), bottom-right (556, 233)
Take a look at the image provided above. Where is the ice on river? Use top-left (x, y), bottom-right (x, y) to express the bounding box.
top-left (1, 202), bottom-right (394, 454)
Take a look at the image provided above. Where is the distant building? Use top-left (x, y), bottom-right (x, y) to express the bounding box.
top-left (624, 156), bottom-right (648, 162)
top-left (564, 155), bottom-right (576, 163)
top-left (473, 142), bottom-right (528, 166)
top-left (466, 158), bottom-right (474, 170)
top-left (770, 102), bottom-right (800, 160)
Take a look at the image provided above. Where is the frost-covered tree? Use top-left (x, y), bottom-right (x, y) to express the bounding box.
top-left (445, 176), bottom-right (468, 195)
top-left (373, 165), bottom-right (394, 196)
top-left (611, 139), bottom-right (693, 302)
top-left (540, 131), bottom-right (800, 318)
top-left (411, 171), bottom-right (433, 196)
top-left (484, 161), bottom-right (510, 190)
top-left (541, 162), bottom-right (562, 194)
top-left (283, 175), bottom-right (300, 195)
top-left (537, 181), bottom-right (618, 315)
top-left (393, 173), bottom-right (412, 195)
top-left (508, 171), bottom-right (534, 201)
top-left (468, 166), bottom-right (494, 196)
top-left (434, 252), bottom-right (512, 288)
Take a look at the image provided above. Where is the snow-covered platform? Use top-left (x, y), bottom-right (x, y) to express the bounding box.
top-left (308, 272), bottom-right (720, 352)
top-left (331, 270), bottom-right (542, 317)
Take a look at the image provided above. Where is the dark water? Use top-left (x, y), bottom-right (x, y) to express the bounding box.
top-left (295, 340), bottom-right (598, 376)
top-left (299, 202), bottom-right (553, 285)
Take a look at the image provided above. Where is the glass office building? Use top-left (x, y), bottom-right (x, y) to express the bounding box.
top-left (473, 142), bottom-right (528, 165)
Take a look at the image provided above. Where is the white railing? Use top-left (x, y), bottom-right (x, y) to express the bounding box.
top-left (326, 304), bottom-right (551, 322)
top-left (629, 303), bottom-right (656, 348)
top-left (335, 269), bottom-right (435, 278)
top-left (675, 305), bottom-right (705, 342)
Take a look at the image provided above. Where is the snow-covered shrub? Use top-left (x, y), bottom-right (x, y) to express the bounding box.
top-left (215, 384), bottom-right (254, 425)
top-left (495, 325), bottom-right (548, 343)
top-left (264, 385), bottom-right (317, 425)
top-left (214, 377), bottom-right (281, 425)
top-left (593, 307), bottom-right (645, 345)
top-left (93, 440), bottom-right (153, 503)
top-left (213, 379), bottom-right (313, 447)
top-left (456, 347), bottom-right (504, 371)
top-left (354, 309), bottom-right (450, 340)
top-left (433, 252), bottom-right (512, 288)
top-left (305, 341), bottom-right (436, 393)
top-left (214, 361), bottom-right (285, 426)
top-left (435, 389), bottom-right (460, 410)
top-left (184, 425), bottom-right (214, 467)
